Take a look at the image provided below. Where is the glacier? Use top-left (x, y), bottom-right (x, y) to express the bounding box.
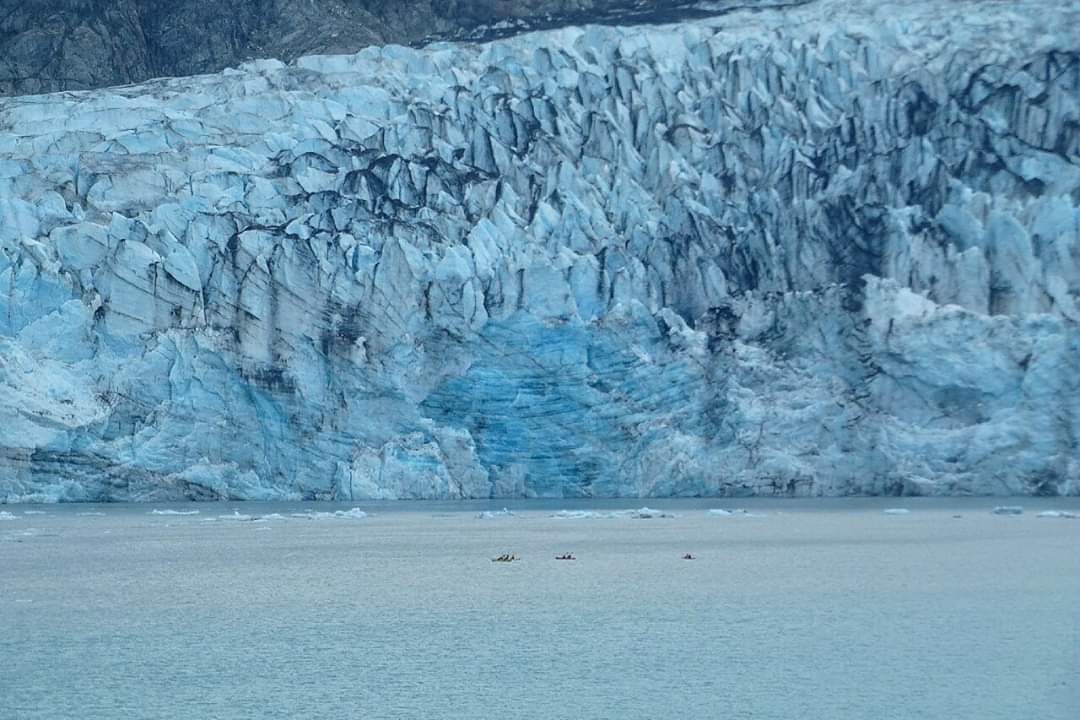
top-left (1, 0), bottom-right (1079, 501)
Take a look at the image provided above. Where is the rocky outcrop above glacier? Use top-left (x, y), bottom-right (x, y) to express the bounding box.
top-left (0, 0), bottom-right (724, 97)
top-left (1, 0), bottom-right (1078, 501)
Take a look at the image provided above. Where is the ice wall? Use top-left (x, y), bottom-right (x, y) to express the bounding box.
top-left (1, 0), bottom-right (1078, 500)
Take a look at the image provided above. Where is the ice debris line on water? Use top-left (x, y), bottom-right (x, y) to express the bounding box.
top-left (1, 0), bottom-right (1079, 502)
top-left (549, 507), bottom-right (676, 518)
top-left (211, 508), bottom-right (368, 521)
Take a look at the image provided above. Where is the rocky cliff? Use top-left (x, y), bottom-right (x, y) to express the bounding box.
top-left (1, 0), bottom-right (1078, 501)
top-left (0, 0), bottom-right (729, 97)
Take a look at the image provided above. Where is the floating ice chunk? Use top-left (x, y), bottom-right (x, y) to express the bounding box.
top-left (1036, 510), bottom-right (1079, 519)
top-left (23, 510), bottom-right (47, 515)
top-left (709, 508), bottom-right (767, 517)
top-left (331, 508), bottom-right (368, 519)
top-left (150, 509), bottom-right (200, 516)
top-left (630, 507), bottom-right (676, 519)
top-left (551, 508), bottom-right (684, 519)
top-left (477, 508), bottom-right (515, 519)
top-left (551, 509), bottom-right (637, 519)
top-left (289, 508), bottom-right (368, 520)
top-left (76, 511), bottom-right (105, 516)
top-left (219, 510), bottom-right (256, 521)
top-left (220, 509), bottom-right (320, 521)
top-left (883, 508), bottom-right (911, 515)
top-left (991, 506), bottom-right (1024, 515)
top-left (551, 509), bottom-right (618, 519)
top-left (0, 511), bottom-right (18, 520)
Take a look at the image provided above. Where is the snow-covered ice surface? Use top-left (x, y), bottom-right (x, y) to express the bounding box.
top-left (1, 0), bottom-right (1079, 501)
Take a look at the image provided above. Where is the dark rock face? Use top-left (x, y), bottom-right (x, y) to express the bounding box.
top-left (0, 1), bottom-right (151, 96)
top-left (0, 0), bottom-right (716, 97)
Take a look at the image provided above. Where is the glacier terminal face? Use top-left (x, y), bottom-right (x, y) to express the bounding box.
top-left (1, 0), bottom-right (1078, 501)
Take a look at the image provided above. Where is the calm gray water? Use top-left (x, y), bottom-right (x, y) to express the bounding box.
top-left (2, 498), bottom-right (1078, 720)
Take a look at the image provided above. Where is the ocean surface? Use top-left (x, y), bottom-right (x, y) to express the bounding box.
top-left (2, 497), bottom-right (1078, 720)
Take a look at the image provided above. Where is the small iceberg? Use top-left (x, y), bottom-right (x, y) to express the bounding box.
top-left (222, 510), bottom-right (292, 521)
top-left (1036, 510), bottom-right (1079, 519)
top-left (0, 511), bottom-right (18, 520)
top-left (883, 508), bottom-right (911, 515)
top-left (709, 508), bottom-right (767, 517)
top-left (150, 509), bottom-right (200, 516)
top-left (477, 508), bottom-right (515, 519)
top-left (76, 511), bottom-right (105, 516)
top-left (22, 510), bottom-right (46, 515)
top-left (289, 508), bottom-right (368, 520)
top-left (991, 506), bottom-right (1024, 515)
top-left (552, 508), bottom-right (678, 520)
top-left (331, 508), bottom-right (368, 519)
top-left (551, 510), bottom-right (619, 519)
top-left (630, 507), bottom-right (676, 519)
top-left (219, 511), bottom-right (255, 521)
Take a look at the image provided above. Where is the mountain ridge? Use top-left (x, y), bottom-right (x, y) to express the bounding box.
top-left (0, 0), bottom-right (778, 97)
